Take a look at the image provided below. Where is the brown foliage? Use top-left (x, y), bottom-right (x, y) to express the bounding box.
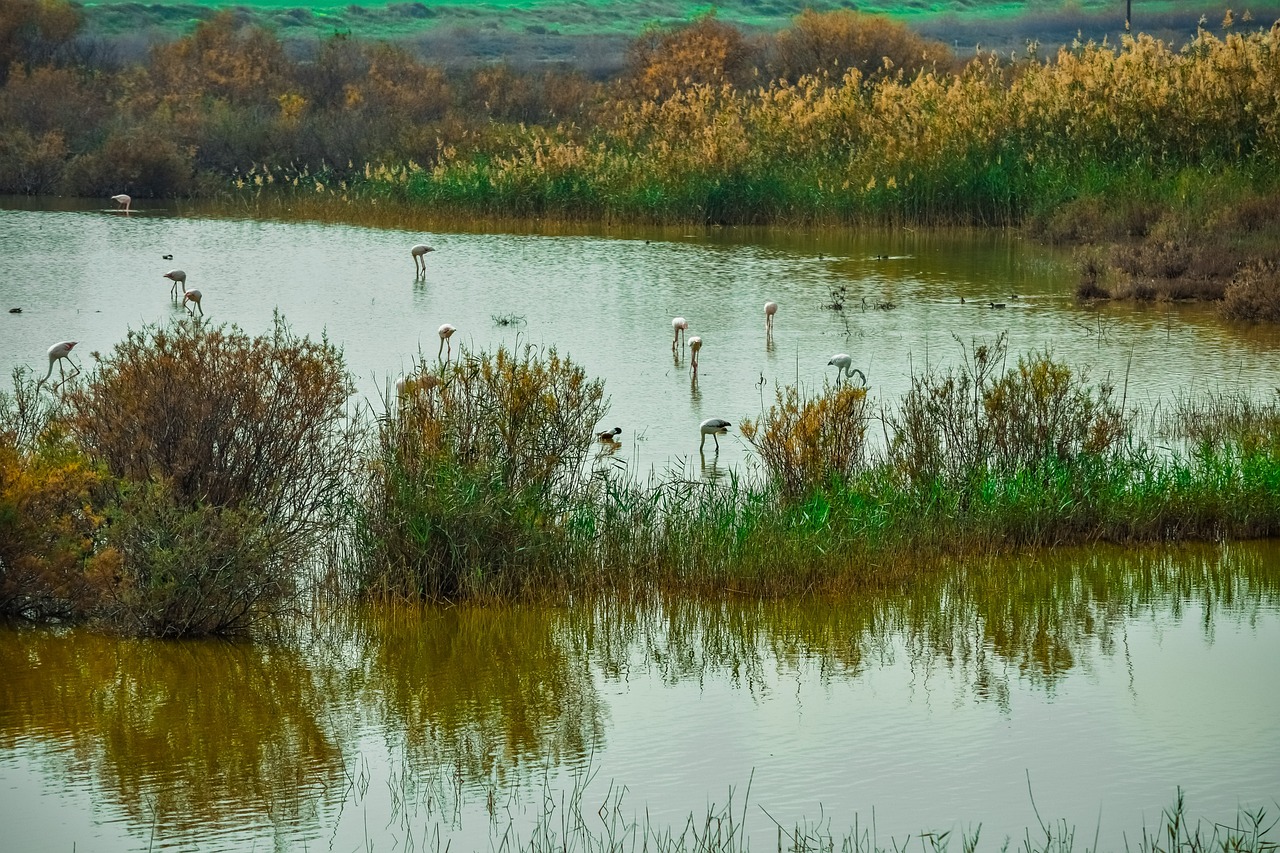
top-left (0, 0), bottom-right (82, 83)
top-left (148, 11), bottom-right (288, 107)
top-left (626, 13), bottom-right (757, 98)
top-left (740, 383), bottom-right (872, 497)
top-left (63, 318), bottom-right (357, 544)
top-left (1221, 260), bottom-right (1280, 321)
top-left (0, 369), bottom-right (109, 621)
top-left (58, 124), bottom-right (194, 198)
top-left (768, 10), bottom-right (952, 83)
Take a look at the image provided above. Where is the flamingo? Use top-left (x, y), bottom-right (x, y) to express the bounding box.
top-left (111, 193), bottom-right (131, 213)
top-left (411, 244), bottom-right (434, 273)
top-left (183, 289), bottom-right (203, 316)
top-left (828, 354), bottom-right (866, 386)
top-left (764, 300), bottom-right (778, 332)
top-left (671, 316), bottom-right (688, 350)
top-left (699, 418), bottom-right (731, 452)
top-left (598, 427), bottom-right (622, 441)
top-left (41, 341), bottom-right (78, 384)
top-left (163, 269), bottom-right (186, 297)
top-left (689, 336), bottom-right (703, 375)
top-left (437, 323), bottom-right (456, 361)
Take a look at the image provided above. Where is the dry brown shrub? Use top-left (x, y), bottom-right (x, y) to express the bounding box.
top-left (625, 13), bottom-right (757, 98)
top-left (1221, 260), bottom-right (1280, 321)
top-left (768, 10), bottom-right (952, 83)
top-left (148, 11), bottom-right (288, 106)
top-left (0, 127), bottom-right (66, 194)
top-left (741, 384), bottom-right (872, 498)
top-left (59, 124), bottom-right (194, 198)
top-left (64, 317), bottom-right (358, 544)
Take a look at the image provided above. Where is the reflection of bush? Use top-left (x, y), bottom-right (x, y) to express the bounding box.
top-left (358, 605), bottom-right (605, 784)
top-left (0, 625), bottom-right (345, 839)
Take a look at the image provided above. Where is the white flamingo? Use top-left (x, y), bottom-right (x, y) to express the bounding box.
top-left (41, 341), bottom-right (78, 385)
top-left (828, 353), bottom-right (866, 385)
top-left (111, 193), bottom-right (131, 213)
top-left (437, 323), bottom-right (457, 361)
top-left (689, 336), bottom-right (703, 375)
top-left (671, 316), bottom-right (688, 350)
top-left (163, 269), bottom-right (186, 297)
top-left (699, 418), bottom-right (731, 452)
top-left (764, 300), bottom-right (778, 332)
top-left (411, 244), bottom-right (434, 274)
top-left (183, 289), bottom-right (203, 316)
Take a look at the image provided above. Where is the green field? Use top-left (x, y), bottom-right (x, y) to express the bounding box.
top-left (77, 0), bottom-right (1260, 65)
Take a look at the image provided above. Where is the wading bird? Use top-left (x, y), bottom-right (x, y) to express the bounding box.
top-left (41, 341), bottom-right (78, 385)
top-left (764, 300), bottom-right (778, 332)
top-left (412, 244), bottom-right (434, 274)
top-left (699, 418), bottom-right (731, 452)
top-left (437, 323), bottom-right (457, 361)
top-left (828, 353), bottom-right (866, 386)
top-left (163, 269), bottom-right (186, 297)
top-left (671, 316), bottom-right (688, 350)
top-left (183, 289), bottom-right (203, 316)
top-left (111, 193), bottom-right (131, 213)
top-left (598, 427), bottom-right (622, 442)
top-left (689, 336), bottom-right (703, 375)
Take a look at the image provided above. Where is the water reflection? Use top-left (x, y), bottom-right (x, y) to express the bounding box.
top-left (0, 630), bottom-right (344, 846)
top-left (342, 605), bottom-right (607, 785)
top-left (1, 543), bottom-right (1278, 849)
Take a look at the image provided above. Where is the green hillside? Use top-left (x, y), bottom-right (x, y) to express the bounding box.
top-left (78, 0), bottom-right (1269, 67)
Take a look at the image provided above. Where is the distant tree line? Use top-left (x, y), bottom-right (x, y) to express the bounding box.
top-left (0, 1), bottom-right (953, 198)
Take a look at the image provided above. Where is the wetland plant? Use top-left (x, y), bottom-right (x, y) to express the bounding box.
top-left (60, 317), bottom-right (360, 636)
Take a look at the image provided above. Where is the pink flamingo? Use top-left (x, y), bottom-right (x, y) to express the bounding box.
top-left (671, 316), bottom-right (688, 350)
top-left (411, 244), bottom-right (434, 274)
top-left (437, 323), bottom-right (456, 361)
top-left (41, 341), bottom-right (79, 385)
top-left (183, 289), bottom-right (203, 316)
top-left (765, 300), bottom-right (778, 332)
top-left (111, 194), bottom-right (131, 213)
top-left (689, 336), bottom-right (703, 375)
top-left (163, 269), bottom-right (186, 297)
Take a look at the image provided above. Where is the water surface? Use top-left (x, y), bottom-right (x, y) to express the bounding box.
top-left (4, 198), bottom-right (1279, 478)
top-left (2, 544), bottom-right (1278, 851)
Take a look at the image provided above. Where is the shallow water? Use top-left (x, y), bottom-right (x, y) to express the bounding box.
top-left (3, 198), bottom-right (1280, 479)
top-left (2, 543), bottom-right (1279, 851)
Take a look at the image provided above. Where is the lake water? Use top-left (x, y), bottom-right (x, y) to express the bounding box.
top-left (3, 200), bottom-right (1280, 851)
top-left (2, 543), bottom-right (1279, 851)
top-left (3, 198), bottom-right (1280, 479)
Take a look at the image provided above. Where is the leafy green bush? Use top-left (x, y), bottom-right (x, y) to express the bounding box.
top-left (355, 345), bottom-right (607, 600)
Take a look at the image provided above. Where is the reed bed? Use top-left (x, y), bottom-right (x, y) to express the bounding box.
top-left (276, 24), bottom-right (1280, 228)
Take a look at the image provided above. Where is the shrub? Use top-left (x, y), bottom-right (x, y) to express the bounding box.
top-left (0, 368), bottom-right (110, 621)
top-left (355, 344), bottom-right (607, 600)
top-left (63, 317), bottom-right (359, 635)
top-left (768, 10), bottom-right (953, 83)
top-left (740, 383), bottom-right (872, 498)
top-left (887, 335), bottom-right (1130, 492)
top-left (96, 482), bottom-right (287, 637)
top-left (1221, 261), bottom-right (1280, 322)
